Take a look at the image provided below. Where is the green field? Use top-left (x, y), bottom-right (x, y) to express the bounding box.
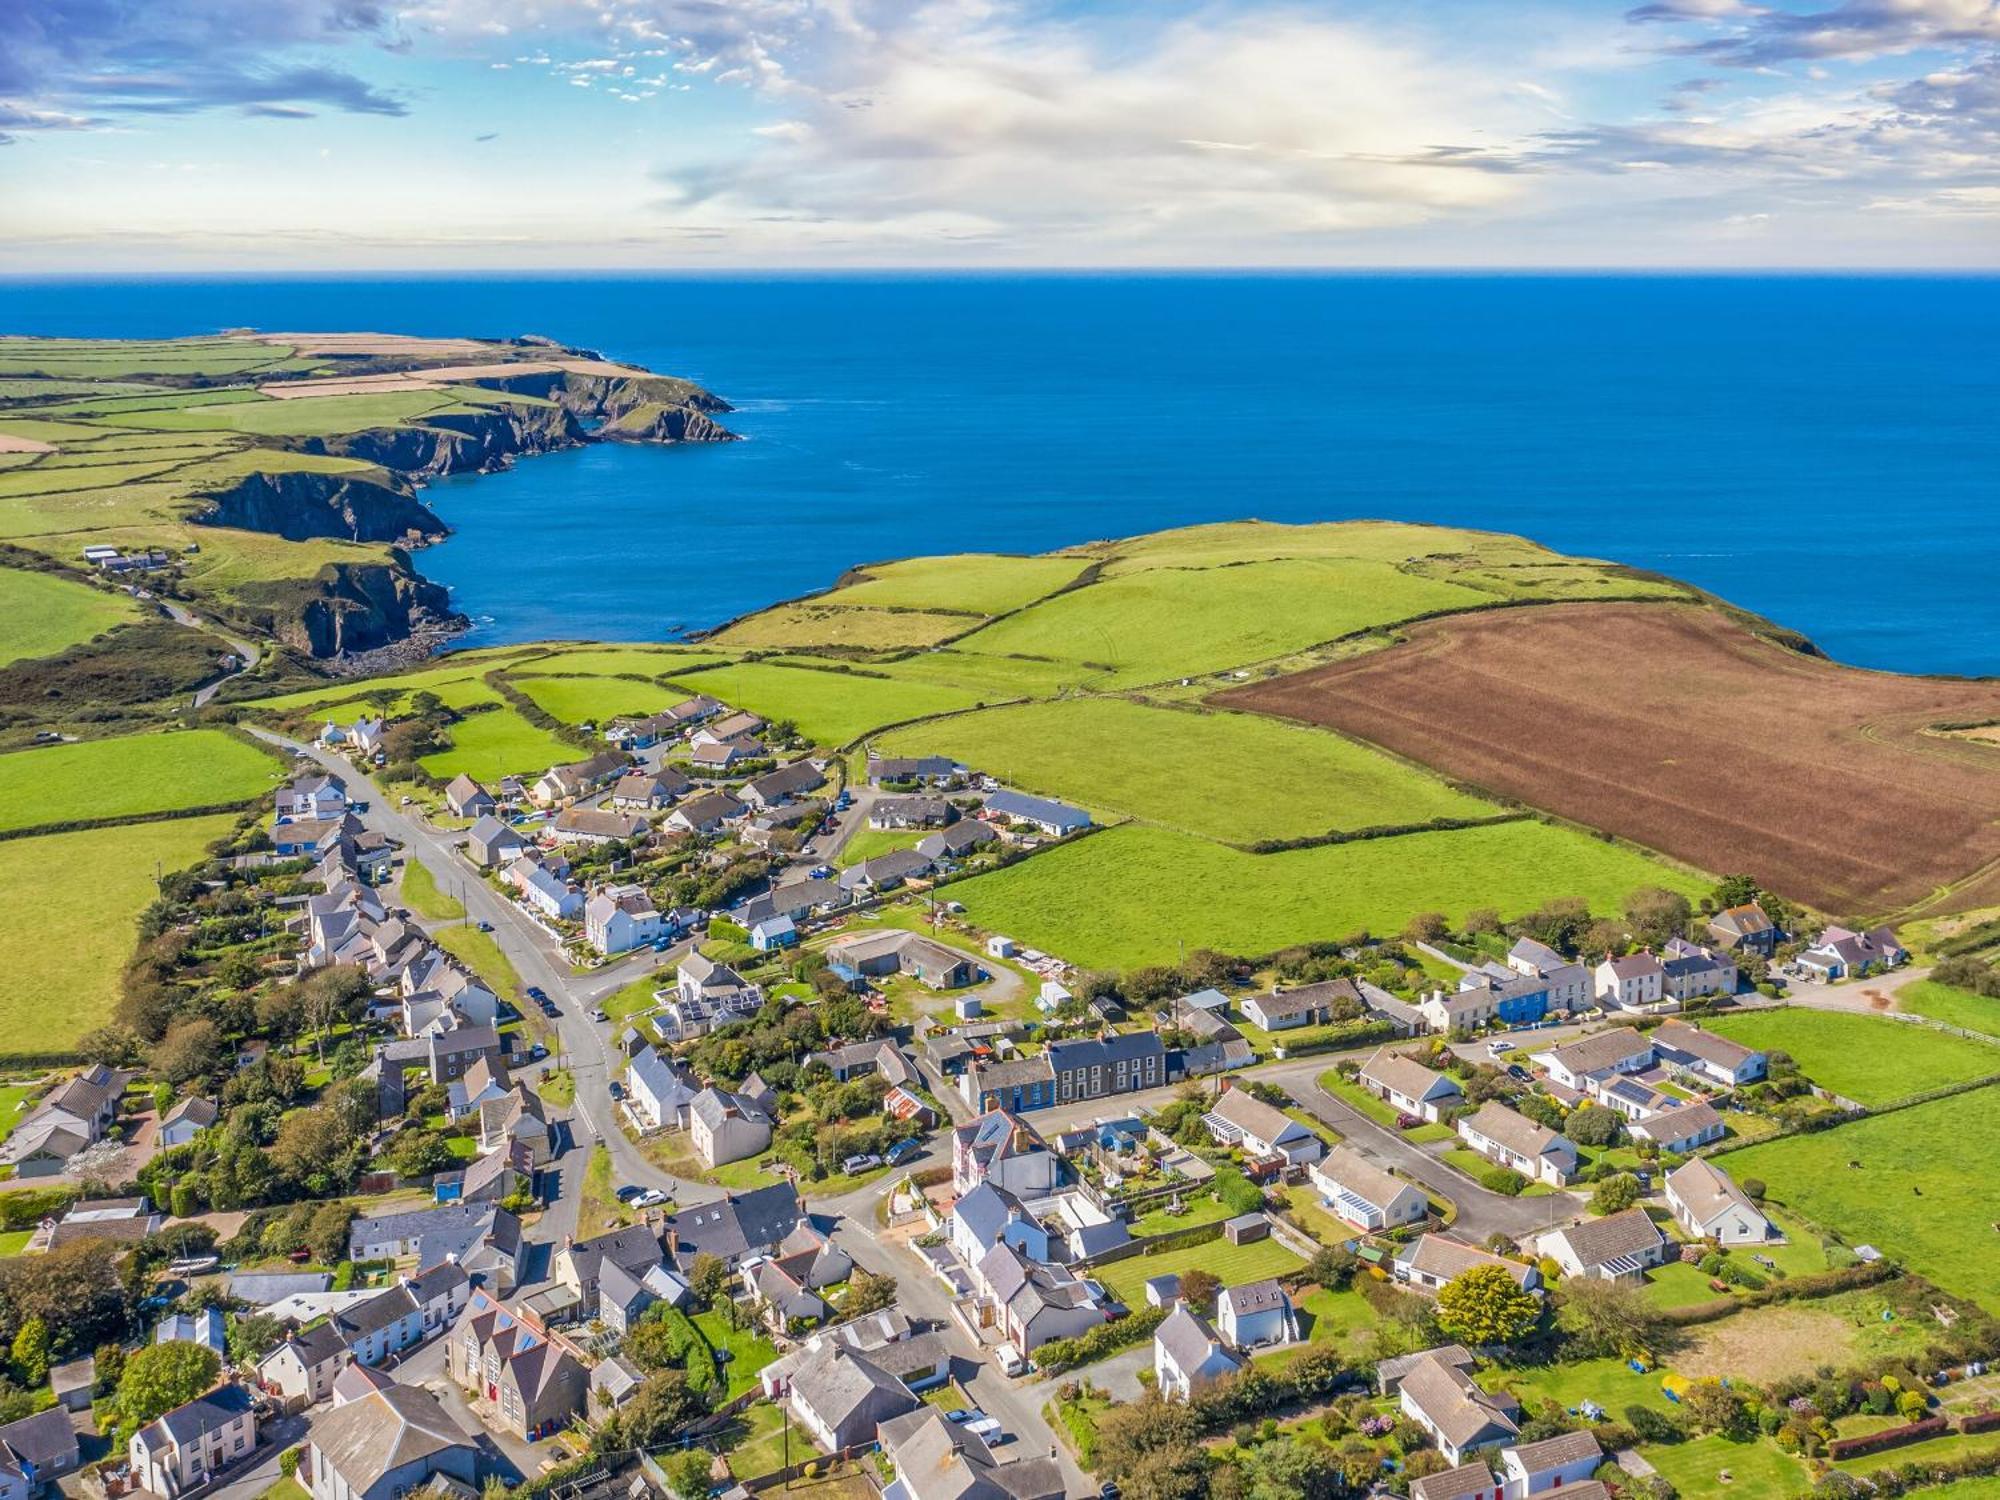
top-left (713, 603), bottom-right (977, 651)
top-left (246, 661), bottom-right (512, 714)
top-left (1727, 1087), bottom-right (2000, 1305)
top-left (1490, 1354), bottom-right (1681, 1417)
top-left (1708, 1010), bottom-right (2000, 1107)
top-left (835, 827), bottom-right (929, 868)
top-left (0, 729), bottom-right (279, 833)
top-left (1093, 1234), bottom-right (1305, 1309)
top-left (401, 860), bottom-right (466, 922)
top-left (0, 815), bottom-right (237, 1056)
top-left (512, 675), bottom-right (674, 726)
top-left (1641, 1434), bottom-right (1808, 1500)
top-left (417, 707), bottom-right (575, 782)
top-left (0, 568), bottom-right (139, 667)
top-left (815, 552), bottom-right (1087, 615)
top-left (434, 923), bottom-right (524, 1001)
top-left (879, 698), bottom-right (1495, 843)
top-left (950, 820), bottom-right (1703, 969)
top-left (662, 662), bottom-right (993, 746)
top-left (511, 646), bottom-right (728, 677)
top-left (1899, 978), bottom-right (2000, 1039)
top-left (952, 556), bottom-right (1492, 686)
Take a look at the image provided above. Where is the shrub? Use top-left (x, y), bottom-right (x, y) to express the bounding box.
top-left (1625, 1405), bottom-right (1684, 1444)
top-left (1479, 1166), bottom-right (1526, 1196)
top-left (1036, 1307), bottom-right (1166, 1374)
top-left (1825, 1416), bottom-right (1949, 1459)
top-left (279, 1448), bottom-right (301, 1478)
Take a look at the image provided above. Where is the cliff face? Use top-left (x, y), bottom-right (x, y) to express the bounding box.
top-left (231, 559), bottom-right (460, 659)
top-left (196, 468), bottom-right (445, 543)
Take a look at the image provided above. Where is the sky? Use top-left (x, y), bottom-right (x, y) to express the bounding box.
top-left (2, 0), bottom-right (1997, 271)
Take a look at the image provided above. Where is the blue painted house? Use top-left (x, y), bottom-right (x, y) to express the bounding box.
top-left (960, 1057), bottom-right (1056, 1115)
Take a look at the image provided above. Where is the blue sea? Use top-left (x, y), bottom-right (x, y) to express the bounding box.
top-left (7, 274), bottom-right (1996, 675)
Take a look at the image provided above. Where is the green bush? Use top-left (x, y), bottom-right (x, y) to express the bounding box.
top-left (1036, 1306), bottom-right (1166, 1374)
top-left (279, 1448), bottom-right (301, 1478)
top-left (1479, 1166), bottom-right (1526, 1196)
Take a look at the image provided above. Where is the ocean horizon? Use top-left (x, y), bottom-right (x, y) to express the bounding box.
top-left (9, 272), bottom-right (1996, 676)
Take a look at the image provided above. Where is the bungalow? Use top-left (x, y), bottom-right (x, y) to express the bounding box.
top-left (983, 790), bottom-right (1091, 837)
top-left (444, 775), bottom-right (493, 819)
top-left (783, 1342), bottom-right (919, 1451)
top-left (610, 771), bottom-right (684, 810)
top-left (605, 713), bottom-right (675, 751)
top-left (699, 709), bottom-right (766, 743)
top-left (736, 876), bottom-right (850, 927)
top-left (277, 775), bottom-right (347, 823)
top-left (1154, 1304), bottom-right (1243, 1400)
top-left (961, 1057), bottom-right (1056, 1115)
top-left (917, 821), bottom-right (999, 862)
top-left (953, 1109), bottom-right (1059, 1197)
top-left (1594, 952), bottom-right (1667, 1012)
top-left (690, 1086), bottom-right (774, 1167)
top-left (1311, 1147), bottom-right (1428, 1230)
top-left (1707, 903), bottom-right (1780, 957)
top-left (1456, 1102), bottom-right (1577, 1187)
top-left (1394, 1235), bottom-right (1541, 1297)
top-left (550, 806), bottom-right (648, 846)
top-left (1358, 1046), bottom-right (1463, 1122)
top-left (666, 790), bottom-right (747, 835)
top-left (1666, 1158), bottom-right (1777, 1246)
top-left (129, 1386), bottom-right (258, 1498)
top-left (532, 753), bottom-right (627, 807)
top-left (867, 755), bottom-right (963, 786)
top-left (0, 1407), bottom-right (80, 1496)
top-left (465, 815), bottom-right (527, 869)
top-left (584, 884), bottom-right (665, 956)
top-left (807, 1038), bottom-right (913, 1085)
top-left (1204, 1086), bottom-right (1324, 1166)
top-left (1539, 1208), bottom-right (1669, 1281)
top-left (1797, 925), bottom-right (1907, 981)
top-left (158, 1095), bottom-right (219, 1147)
top-left (1652, 1019), bottom-right (1765, 1086)
top-left (1376, 1344), bottom-right (1476, 1398)
top-left (1397, 1353), bottom-right (1521, 1468)
top-left (750, 915), bottom-right (798, 951)
top-left (1532, 1028), bottom-right (1654, 1091)
top-left (826, 929), bottom-right (981, 989)
top-left (688, 735), bottom-right (766, 771)
top-left (1242, 979), bottom-right (1359, 1032)
top-left (837, 847), bottom-right (934, 895)
top-left (870, 795), bottom-right (952, 830)
top-left (741, 759), bottom-right (826, 811)
top-left (1217, 1279), bottom-right (1295, 1349)
top-left (663, 694), bottom-right (723, 727)
top-left (1409, 1465), bottom-right (1505, 1500)
top-left (1499, 1432), bottom-right (1606, 1498)
top-left (1626, 1099), bottom-right (1725, 1154)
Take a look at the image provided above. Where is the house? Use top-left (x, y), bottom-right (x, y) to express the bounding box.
top-left (665, 790), bottom-right (747, 835)
top-left (2, 1064), bottom-right (127, 1176)
top-left (877, 1406), bottom-right (1063, 1500)
top-left (329, 1365), bottom-right (395, 1406)
top-left (584, 883), bottom-right (665, 956)
top-left (1396, 1353), bottom-right (1521, 1468)
top-left (1359, 1046), bottom-right (1463, 1122)
top-left (129, 1385), bottom-right (258, 1498)
top-left (446, 1289), bottom-right (588, 1439)
top-left (1426, 969), bottom-right (1562, 1032)
top-left (1311, 1147), bottom-right (1428, 1230)
top-left (1154, 1303), bottom-right (1243, 1399)
top-left (951, 1182), bottom-right (1052, 1267)
top-left (661, 1182), bottom-right (805, 1271)
top-left (1657, 938), bottom-right (1737, 1003)
top-left (1499, 1431), bottom-right (1604, 1497)
top-left (1625, 1099), bottom-right (1725, 1154)
top-left (736, 876), bottom-right (851, 928)
top-left (868, 755), bottom-right (963, 786)
top-left (918, 821), bottom-right (999, 862)
top-left (345, 1204), bottom-right (523, 1292)
top-left (301, 1385), bottom-right (478, 1500)
top-left (1394, 1235), bottom-right (1542, 1297)
top-left (554, 1224), bottom-right (668, 1316)
top-left (961, 1057), bottom-right (1056, 1115)
top-left (1217, 1280), bottom-right (1294, 1349)
top-left (678, 949), bottom-right (760, 1010)
top-left (870, 795), bottom-right (952, 830)
top-left (610, 770), bottom-right (685, 810)
top-left (464, 815), bottom-right (527, 870)
top-left (1666, 1159), bottom-right (1777, 1245)
top-left (749, 915), bottom-right (798, 952)
top-left (807, 1038), bottom-right (910, 1084)
top-left (1409, 1463), bottom-right (1506, 1500)
top-left (445, 1056), bottom-right (511, 1122)
top-left (1457, 1102), bottom-right (1577, 1186)
top-left (1593, 952), bottom-right (1667, 1012)
top-left (533, 752), bottom-right (629, 807)
top-left (1241, 978), bottom-right (1359, 1032)
top-left (506, 856), bottom-right (583, 921)
top-left (158, 1095), bottom-right (219, 1146)
top-left (156, 1308), bottom-right (228, 1357)
top-left (1204, 1086), bottom-right (1324, 1166)
top-left (983, 790), bottom-right (1090, 836)
top-left (1539, 1208), bottom-right (1669, 1281)
top-left (443, 775), bottom-right (493, 819)
top-left (663, 694), bottom-right (723, 727)
top-left (975, 1242), bottom-right (1107, 1355)
top-left (277, 775), bottom-right (347, 822)
top-left (741, 759), bottom-right (826, 811)
top-left (784, 1341), bottom-right (920, 1450)
top-left (826, 929), bottom-right (979, 989)
top-left (953, 1110), bottom-right (1058, 1197)
top-left (1376, 1344), bottom-right (1477, 1398)
top-left (626, 1047), bottom-right (699, 1131)
top-left (690, 1085), bottom-right (774, 1167)
top-left (1532, 1028), bottom-right (1655, 1091)
top-left (837, 848), bottom-right (934, 895)
top-left (258, 1322), bottom-right (353, 1408)
top-left (599, 1260), bottom-right (693, 1336)
top-left (1651, 1020), bottom-right (1765, 1086)
top-left (1046, 1032), bottom-right (1165, 1104)
top-left (1503, 941), bottom-right (1593, 1014)
top-left (551, 806), bottom-right (648, 846)
top-left (1707, 903), bottom-right (1780, 957)
top-left (329, 1268), bottom-right (470, 1367)
top-left (479, 1087), bottom-right (553, 1166)
top-left (1797, 924), bottom-right (1907, 981)
top-left (0, 1408), bottom-right (80, 1497)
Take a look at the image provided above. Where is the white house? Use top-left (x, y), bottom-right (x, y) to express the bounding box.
top-left (584, 885), bottom-right (665, 956)
top-left (625, 1047), bottom-right (698, 1131)
top-left (276, 776), bottom-right (346, 823)
top-left (1796, 925), bottom-right (1906, 981)
top-left (690, 1087), bottom-right (773, 1167)
top-left (1153, 1304), bottom-right (1242, 1400)
top-left (1593, 953), bottom-right (1667, 1012)
top-left (1625, 1100), bottom-right (1725, 1154)
top-left (1651, 1021), bottom-right (1766, 1086)
top-left (1204, 1087), bottom-right (1323, 1166)
top-left (1457, 1102), bottom-right (1577, 1187)
top-left (1311, 1147), bottom-right (1427, 1230)
top-left (1216, 1279), bottom-right (1294, 1350)
top-left (1396, 1353), bottom-right (1521, 1468)
top-left (507, 858), bottom-right (583, 921)
top-left (1358, 1046), bottom-right (1463, 1122)
top-left (1498, 1431), bottom-right (1604, 1498)
top-left (1666, 1159), bottom-right (1777, 1246)
top-left (129, 1387), bottom-right (257, 1497)
top-left (1531, 1028), bottom-right (1654, 1091)
top-left (1539, 1209), bottom-right (1669, 1281)
top-left (158, 1096), bottom-right (219, 1147)
top-left (1394, 1235), bottom-right (1542, 1297)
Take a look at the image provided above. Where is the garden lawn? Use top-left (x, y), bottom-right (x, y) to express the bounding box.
top-left (0, 728), bottom-right (278, 832)
top-left (1727, 1088), bottom-right (2000, 1306)
top-left (511, 675), bottom-right (674, 726)
top-left (1131, 1194), bottom-right (1233, 1237)
top-left (1490, 1355), bottom-right (1682, 1418)
top-left (693, 1310), bottom-right (781, 1401)
top-left (662, 661), bottom-right (992, 746)
top-left (877, 698), bottom-right (1496, 844)
top-left (835, 827), bottom-right (929, 868)
top-left (0, 567), bottom-right (137, 667)
top-left (722, 1400), bottom-right (812, 1480)
top-left (0, 1084), bottom-right (38, 1146)
top-left (434, 923), bottom-right (523, 1001)
top-left (399, 860), bottom-right (465, 921)
top-left (1640, 1434), bottom-right (1809, 1500)
top-left (0, 814), bottom-right (237, 1057)
top-left (1094, 1236), bottom-right (1305, 1309)
top-left (418, 706), bottom-right (574, 782)
top-left (1644, 1261), bottom-right (1728, 1309)
top-left (1899, 979), bottom-right (2000, 1039)
top-left (1708, 1010), bottom-right (2000, 1106)
top-left (1281, 1285), bottom-right (1380, 1359)
top-left (0, 1231), bottom-right (32, 1257)
top-left (951, 820), bottom-right (1705, 971)
top-left (1315, 1071), bottom-right (1403, 1128)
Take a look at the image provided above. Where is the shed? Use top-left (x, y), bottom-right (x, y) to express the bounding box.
top-left (1223, 1212), bottom-right (1271, 1245)
top-left (50, 1356), bottom-right (95, 1411)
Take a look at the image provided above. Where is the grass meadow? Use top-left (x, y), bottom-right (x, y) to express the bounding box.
top-left (878, 698), bottom-right (1496, 843)
top-left (661, 661), bottom-right (992, 746)
top-left (1899, 978), bottom-right (2000, 1038)
top-left (712, 603), bottom-right (979, 651)
top-left (814, 552), bottom-right (1086, 615)
top-left (1726, 1087), bottom-right (2000, 1306)
top-left (0, 729), bottom-right (280, 832)
top-left (1707, 1010), bottom-right (2000, 1107)
top-left (0, 568), bottom-right (139, 667)
top-left (418, 707), bottom-right (575, 782)
top-left (512, 675), bottom-right (675, 726)
top-left (0, 814), bottom-right (237, 1056)
top-left (949, 820), bottom-right (1703, 969)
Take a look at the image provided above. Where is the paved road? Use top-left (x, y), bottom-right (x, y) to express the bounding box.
top-left (159, 597), bottom-right (262, 707)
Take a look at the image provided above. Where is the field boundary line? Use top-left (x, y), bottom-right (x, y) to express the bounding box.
top-left (0, 798), bottom-right (261, 844)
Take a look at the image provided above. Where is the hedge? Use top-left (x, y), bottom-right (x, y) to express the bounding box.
top-left (1825, 1415), bottom-right (1949, 1459)
top-left (1035, 1306), bottom-right (1165, 1375)
top-left (1961, 1410), bottom-right (2000, 1435)
top-left (1663, 1259), bottom-right (1898, 1328)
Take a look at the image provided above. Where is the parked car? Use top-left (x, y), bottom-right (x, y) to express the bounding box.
top-left (590, 1007), bottom-right (607, 1022)
top-left (1487, 1039), bottom-right (1516, 1055)
top-left (608, 1081), bottom-right (625, 1100)
top-left (526, 987), bottom-right (548, 1002)
top-left (634, 1188), bottom-right (670, 1209)
top-left (477, 920), bottom-right (493, 932)
top-left (841, 1152), bottom-right (882, 1175)
top-left (614, 1184), bottom-right (643, 1202)
top-left (994, 1345), bottom-right (1026, 1377)
top-left (885, 1138), bottom-right (921, 1166)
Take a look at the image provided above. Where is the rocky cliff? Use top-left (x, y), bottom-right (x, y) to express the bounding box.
top-left (195, 467), bottom-right (444, 543)
top-left (228, 557), bottom-right (459, 659)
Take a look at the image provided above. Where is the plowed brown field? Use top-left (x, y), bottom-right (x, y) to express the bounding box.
top-left (1217, 603), bottom-right (2000, 918)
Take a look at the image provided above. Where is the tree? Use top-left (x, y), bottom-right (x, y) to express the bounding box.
top-left (1625, 886), bottom-right (1694, 946)
top-left (228, 1313), bottom-right (287, 1365)
top-left (846, 1270), bottom-right (898, 1316)
top-left (1682, 1380), bottom-right (1753, 1439)
top-left (152, 1017), bottom-right (224, 1089)
top-left (1243, 1436), bottom-right (1341, 1500)
top-left (1403, 912), bottom-right (1450, 945)
top-left (1712, 874), bottom-right (1760, 910)
top-left (9, 1319), bottom-right (48, 1387)
top-left (0, 1240), bottom-right (132, 1357)
top-left (690, 1252), bottom-right (731, 1307)
top-left (1177, 1268), bottom-right (1221, 1311)
top-left (623, 1319), bottom-right (680, 1372)
top-left (1555, 1276), bottom-right (1667, 1360)
top-left (666, 1451), bottom-right (713, 1499)
top-left (114, 1342), bottom-right (220, 1435)
top-left (389, 1131), bottom-right (458, 1178)
top-left (622, 1370), bottom-right (708, 1447)
top-left (1590, 1174), bottom-right (1641, 1216)
top-left (1565, 1104), bottom-right (1622, 1148)
top-left (1305, 1246), bottom-right (1357, 1291)
top-left (1434, 1265), bottom-right (1540, 1347)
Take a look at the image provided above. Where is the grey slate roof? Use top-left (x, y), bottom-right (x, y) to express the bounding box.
top-left (664, 1181), bottom-right (803, 1266)
top-left (307, 1384), bottom-right (470, 1493)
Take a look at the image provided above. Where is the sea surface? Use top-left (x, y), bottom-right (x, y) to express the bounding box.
top-left (7, 274), bottom-right (1997, 675)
